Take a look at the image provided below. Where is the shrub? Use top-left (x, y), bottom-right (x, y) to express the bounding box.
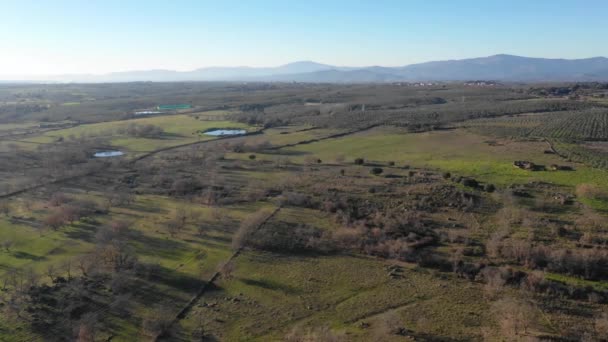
top-left (442, 172), bottom-right (451, 179)
top-left (125, 123), bottom-right (163, 138)
top-left (280, 192), bottom-right (313, 207)
top-left (388, 161), bottom-right (395, 166)
top-left (44, 211), bottom-right (66, 231)
top-left (49, 192), bottom-right (69, 207)
top-left (576, 183), bottom-right (608, 200)
top-left (370, 167), bottom-right (383, 176)
top-left (485, 184), bottom-right (496, 193)
top-left (596, 313), bottom-right (608, 337)
top-left (492, 297), bottom-right (539, 338)
top-left (461, 178), bottom-right (479, 188)
top-left (354, 158), bottom-right (365, 165)
top-left (248, 154), bottom-right (256, 160)
top-left (170, 178), bottom-right (201, 195)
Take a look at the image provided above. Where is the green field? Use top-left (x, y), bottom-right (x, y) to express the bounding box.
top-left (1, 83), bottom-right (607, 341)
top-left (16, 114), bottom-right (254, 155)
top-left (273, 127), bottom-right (608, 189)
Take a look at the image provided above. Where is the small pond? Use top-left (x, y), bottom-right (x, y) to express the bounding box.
top-left (204, 129), bottom-right (247, 136)
top-left (94, 151), bottom-right (124, 158)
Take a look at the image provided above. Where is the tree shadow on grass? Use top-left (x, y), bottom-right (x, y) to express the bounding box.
top-left (128, 230), bottom-right (190, 259)
top-left (239, 277), bottom-right (303, 295)
top-left (122, 203), bottom-right (169, 215)
top-left (196, 231), bottom-right (232, 244)
top-left (407, 332), bottom-right (466, 342)
top-left (63, 221), bottom-right (99, 242)
top-left (12, 251), bottom-right (46, 261)
top-left (263, 149), bottom-right (310, 156)
top-left (128, 267), bottom-right (206, 307)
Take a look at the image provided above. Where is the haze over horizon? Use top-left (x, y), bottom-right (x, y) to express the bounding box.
top-left (2, 0), bottom-right (608, 78)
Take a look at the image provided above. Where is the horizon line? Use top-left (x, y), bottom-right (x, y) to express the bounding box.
top-left (2, 53), bottom-right (608, 79)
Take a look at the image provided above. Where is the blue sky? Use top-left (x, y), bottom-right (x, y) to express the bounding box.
top-left (1, 0), bottom-right (607, 75)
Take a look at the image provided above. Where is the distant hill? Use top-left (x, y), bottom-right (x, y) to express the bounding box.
top-left (14, 55), bottom-right (608, 83)
top-left (394, 54), bottom-right (608, 82)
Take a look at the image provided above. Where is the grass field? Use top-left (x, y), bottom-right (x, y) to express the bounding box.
top-left (175, 251), bottom-right (494, 341)
top-left (269, 127), bottom-right (608, 190)
top-left (0, 185), bottom-right (274, 341)
top-left (2, 83), bottom-right (607, 341)
top-left (16, 114), bottom-right (254, 154)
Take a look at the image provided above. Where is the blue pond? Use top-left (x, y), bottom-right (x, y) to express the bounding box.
top-left (94, 151), bottom-right (124, 158)
top-left (204, 129), bottom-right (247, 136)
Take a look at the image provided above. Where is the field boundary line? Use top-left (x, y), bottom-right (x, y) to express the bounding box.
top-left (267, 124), bottom-right (380, 150)
top-left (153, 205), bottom-right (282, 341)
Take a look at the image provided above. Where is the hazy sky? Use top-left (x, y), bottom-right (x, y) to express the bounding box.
top-left (2, 0), bottom-right (608, 76)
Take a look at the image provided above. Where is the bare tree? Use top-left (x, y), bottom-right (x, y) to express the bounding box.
top-left (46, 264), bottom-right (57, 282)
top-left (44, 211), bottom-right (67, 231)
top-left (232, 209), bottom-right (273, 250)
top-left (49, 192), bottom-right (69, 207)
top-left (75, 313), bottom-right (98, 342)
top-left (595, 312), bottom-right (608, 338)
top-left (492, 297), bottom-right (539, 339)
top-left (141, 304), bottom-right (174, 338)
top-left (0, 200), bottom-right (9, 216)
top-left (1, 239), bottom-right (14, 252)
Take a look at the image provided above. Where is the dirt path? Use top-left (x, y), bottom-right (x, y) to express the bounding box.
top-left (154, 206), bottom-right (282, 342)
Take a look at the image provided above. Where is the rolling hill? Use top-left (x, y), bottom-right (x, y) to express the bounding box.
top-left (13, 55), bottom-right (608, 83)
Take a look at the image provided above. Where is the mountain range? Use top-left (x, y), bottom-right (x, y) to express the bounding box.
top-left (10, 55), bottom-right (608, 83)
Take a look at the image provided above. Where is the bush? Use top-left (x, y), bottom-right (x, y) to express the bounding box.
top-left (280, 192), bottom-right (314, 207)
top-left (248, 154), bottom-right (256, 160)
top-left (388, 161), bottom-right (395, 166)
top-left (370, 167), bottom-right (383, 176)
top-left (125, 123), bottom-right (163, 138)
top-left (354, 158), bottom-right (365, 165)
top-left (485, 184), bottom-right (496, 193)
top-left (442, 172), bottom-right (451, 179)
top-left (576, 183), bottom-right (608, 200)
top-left (461, 178), bottom-right (479, 188)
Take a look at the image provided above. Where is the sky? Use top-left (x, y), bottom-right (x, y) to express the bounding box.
top-left (1, 0), bottom-right (608, 76)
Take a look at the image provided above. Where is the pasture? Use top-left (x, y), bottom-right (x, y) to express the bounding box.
top-left (1, 82), bottom-right (607, 341)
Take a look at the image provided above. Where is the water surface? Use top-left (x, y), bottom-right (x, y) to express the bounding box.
top-left (94, 151), bottom-right (124, 158)
top-left (204, 129), bottom-right (246, 136)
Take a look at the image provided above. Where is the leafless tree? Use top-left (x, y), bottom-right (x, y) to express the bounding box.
top-left (232, 209), bottom-right (273, 250)
top-left (141, 304), bottom-right (174, 338)
top-left (595, 312), bottom-right (608, 338)
top-left (75, 313), bottom-right (98, 342)
top-left (492, 297), bottom-right (539, 339)
top-left (49, 192), bottom-right (69, 207)
top-left (1, 239), bottom-right (14, 252)
top-left (44, 211), bottom-right (66, 231)
top-left (0, 200), bottom-right (9, 216)
top-left (46, 264), bottom-right (57, 282)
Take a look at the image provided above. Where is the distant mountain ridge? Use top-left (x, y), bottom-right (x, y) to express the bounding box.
top-left (12, 55), bottom-right (608, 83)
